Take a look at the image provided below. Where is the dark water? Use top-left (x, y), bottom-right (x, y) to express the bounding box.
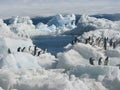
top-left (32, 35), bottom-right (75, 55)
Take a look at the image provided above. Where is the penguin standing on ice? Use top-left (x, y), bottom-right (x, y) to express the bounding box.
top-left (109, 39), bottom-right (113, 47)
top-left (21, 47), bottom-right (26, 52)
top-left (104, 56), bottom-right (109, 65)
top-left (103, 37), bottom-right (108, 50)
top-left (8, 48), bottom-right (11, 54)
top-left (17, 47), bottom-right (21, 52)
top-left (33, 46), bottom-right (37, 56)
top-left (85, 38), bottom-right (88, 44)
top-left (37, 51), bottom-right (42, 56)
top-left (28, 46), bottom-right (31, 51)
top-left (98, 57), bottom-right (102, 65)
top-left (71, 41), bottom-right (75, 45)
top-left (113, 41), bottom-right (116, 49)
top-left (89, 57), bottom-right (95, 65)
top-left (88, 36), bottom-right (91, 41)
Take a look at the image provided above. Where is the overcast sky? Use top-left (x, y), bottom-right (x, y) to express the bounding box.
top-left (0, 0), bottom-right (120, 18)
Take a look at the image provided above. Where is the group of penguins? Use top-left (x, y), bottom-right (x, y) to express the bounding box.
top-left (71, 36), bottom-right (119, 50)
top-left (89, 56), bottom-right (109, 66)
top-left (17, 33), bottom-right (29, 39)
top-left (7, 46), bottom-right (47, 56)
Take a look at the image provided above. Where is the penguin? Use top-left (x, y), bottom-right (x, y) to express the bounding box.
top-left (88, 36), bottom-right (91, 41)
top-left (98, 57), bottom-right (102, 65)
top-left (104, 56), bottom-right (109, 65)
top-left (103, 37), bottom-right (108, 50)
top-left (89, 57), bottom-right (95, 65)
top-left (74, 37), bottom-right (78, 42)
top-left (21, 47), bottom-right (26, 52)
top-left (37, 51), bottom-right (42, 56)
top-left (8, 48), bottom-right (11, 54)
top-left (25, 35), bottom-right (28, 38)
top-left (33, 46), bottom-right (37, 56)
top-left (28, 46), bottom-right (31, 51)
top-left (17, 47), bottom-right (21, 52)
top-left (109, 39), bottom-right (113, 47)
top-left (85, 39), bottom-right (88, 44)
top-left (113, 42), bottom-right (116, 49)
top-left (71, 41), bottom-right (75, 45)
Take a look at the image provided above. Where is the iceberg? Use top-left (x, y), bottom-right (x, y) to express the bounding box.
top-left (47, 14), bottom-right (76, 27)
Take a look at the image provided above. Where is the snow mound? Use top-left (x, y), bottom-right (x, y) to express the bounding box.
top-left (57, 43), bottom-right (104, 69)
top-left (0, 19), bottom-right (16, 37)
top-left (36, 53), bottom-right (57, 69)
top-left (1, 53), bottom-right (41, 69)
top-left (69, 65), bottom-right (119, 79)
top-left (9, 16), bottom-right (38, 36)
top-left (47, 14), bottom-right (76, 27)
top-left (0, 37), bottom-right (33, 56)
top-left (0, 19), bottom-right (10, 33)
top-left (65, 15), bottom-right (119, 35)
top-left (105, 49), bottom-right (120, 57)
top-left (36, 23), bottom-right (57, 35)
top-left (36, 14), bottom-right (76, 35)
top-left (0, 69), bottom-right (108, 90)
top-left (77, 15), bottom-right (119, 31)
top-left (9, 16), bottom-right (33, 25)
top-left (72, 43), bottom-right (104, 59)
top-left (57, 49), bottom-right (87, 69)
top-left (68, 65), bottom-right (120, 90)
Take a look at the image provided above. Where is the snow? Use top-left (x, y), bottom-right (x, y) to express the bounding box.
top-left (9, 15), bottom-right (77, 36)
top-left (36, 14), bottom-right (76, 35)
top-left (1, 14), bottom-right (120, 90)
top-left (57, 43), bottom-right (104, 69)
top-left (47, 14), bottom-right (76, 27)
top-left (0, 68), bottom-right (109, 90)
top-left (36, 53), bottom-right (57, 69)
top-left (65, 15), bottom-right (120, 35)
top-left (9, 16), bottom-right (38, 36)
top-left (2, 53), bottom-right (41, 69)
top-left (0, 35), bottom-right (56, 69)
top-left (77, 15), bottom-right (119, 31)
top-left (36, 22), bottom-right (57, 35)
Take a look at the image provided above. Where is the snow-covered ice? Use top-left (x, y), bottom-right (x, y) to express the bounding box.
top-left (1, 14), bottom-right (120, 90)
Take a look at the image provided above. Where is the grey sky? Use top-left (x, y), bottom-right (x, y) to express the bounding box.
top-left (0, 0), bottom-right (120, 19)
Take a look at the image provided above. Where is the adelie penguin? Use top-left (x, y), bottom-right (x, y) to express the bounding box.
top-left (37, 51), bottom-right (42, 56)
top-left (113, 42), bottom-right (116, 49)
top-left (28, 46), bottom-right (31, 51)
top-left (104, 56), bottom-right (109, 65)
top-left (89, 57), bottom-right (94, 65)
top-left (98, 57), bottom-right (102, 65)
top-left (103, 37), bottom-right (108, 50)
top-left (33, 46), bottom-right (37, 56)
top-left (8, 48), bottom-right (11, 54)
top-left (21, 47), bottom-right (26, 52)
top-left (71, 41), bottom-right (75, 45)
top-left (17, 47), bottom-right (21, 52)
top-left (109, 39), bottom-right (113, 47)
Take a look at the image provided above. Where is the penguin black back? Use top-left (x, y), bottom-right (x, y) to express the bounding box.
top-left (21, 47), bottom-right (26, 52)
top-left (17, 47), bottom-right (21, 52)
top-left (8, 48), bottom-right (11, 54)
